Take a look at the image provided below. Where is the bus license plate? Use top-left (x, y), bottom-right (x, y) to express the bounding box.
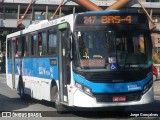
top-left (113, 96), bottom-right (126, 102)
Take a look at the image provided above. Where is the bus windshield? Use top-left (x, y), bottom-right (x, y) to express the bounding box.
top-left (73, 30), bottom-right (152, 71)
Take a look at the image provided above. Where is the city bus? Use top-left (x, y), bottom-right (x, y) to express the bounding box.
top-left (6, 10), bottom-right (154, 112)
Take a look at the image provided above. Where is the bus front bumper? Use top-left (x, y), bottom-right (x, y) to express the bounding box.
top-left (73, 86), bottom-right (154, 108)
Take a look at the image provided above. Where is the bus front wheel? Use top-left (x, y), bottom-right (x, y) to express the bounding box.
top-left (51, 84), bottom-right (68, 113)
top-left (51, 85), bottom-right (58, 102)
top-left (55, 100), bottom-right (68, 114)
top-left (55, 93), bottom-right (68, 113)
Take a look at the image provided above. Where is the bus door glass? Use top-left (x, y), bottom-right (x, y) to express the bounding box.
top-left (58, 25), bottom-right (71, 103)
top-left (11, 37), bottom-right (17, 89)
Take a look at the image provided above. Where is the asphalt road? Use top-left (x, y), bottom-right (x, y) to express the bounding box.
top-left (0, 73), bottom-right (160, 120)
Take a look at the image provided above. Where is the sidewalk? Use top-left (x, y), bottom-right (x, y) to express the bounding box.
top-left (154, 80), bottom-right (160, 96)
top-left (0, 73), bottom-right (6, 78)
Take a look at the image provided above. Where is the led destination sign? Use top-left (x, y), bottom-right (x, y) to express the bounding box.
top-left (75, 14), bottom-right (143, 26)
top-left (84, 16), bottom-right (132, 25)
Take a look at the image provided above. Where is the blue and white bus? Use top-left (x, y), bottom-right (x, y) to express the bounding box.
top-left (6, 10), bottom-right (153, 112)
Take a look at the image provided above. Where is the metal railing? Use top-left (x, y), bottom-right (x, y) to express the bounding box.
top-left (0, 13), bottom-right (46, 20)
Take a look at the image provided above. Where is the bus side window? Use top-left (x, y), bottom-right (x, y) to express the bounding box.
top-left (38, 32), bottom-right (42, 56)
top-left (31, 34), bottom-right (38, 56)
top-left (24, 35), bottom-right (29, 57)
top-left (7, 40), bottom-right (11, 58)
top-left (42, 31), bottom-right (47, 56)
top-left (15, 38), bottom-right (19, 57)
top-left (15, 36), bottom-right (24, 58)
top-left (48, 28), bottom-right (57, 55)
top-left (38, 31), bottom-right (47, 56)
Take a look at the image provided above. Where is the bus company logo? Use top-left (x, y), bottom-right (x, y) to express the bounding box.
top-left (38, 67), bottom-right (50, 76)
top-left (39, 67), bottom-right (45, 75)
top-left (127, 84), bottom-right (142, 91)
top-left (2, 112), bottom-right (11, 117)
top-left (2, 112), bottom-right (42, 118)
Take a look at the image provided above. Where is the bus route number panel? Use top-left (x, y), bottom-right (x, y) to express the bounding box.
top-left (76, 15), bottom-right (140, 26)
top-left (84, 16), bottom-right (132, 24)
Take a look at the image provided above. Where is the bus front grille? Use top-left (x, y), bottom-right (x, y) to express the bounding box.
top-left (93, 91), bottom-right (142, 102)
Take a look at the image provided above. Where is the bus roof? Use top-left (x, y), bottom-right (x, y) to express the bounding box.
top-left (6, 14), bottom-right (74, 39)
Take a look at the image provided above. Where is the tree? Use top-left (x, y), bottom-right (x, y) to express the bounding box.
top-left (0, 30), bottom-right (11, 37)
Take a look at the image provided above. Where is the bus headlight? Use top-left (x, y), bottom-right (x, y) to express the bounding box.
top-left (75, 82), bottom-right (83, 89)
top-left (75, 81), bottom-right (93, 96)
top-left (83, 86), bottom-right (92, 95)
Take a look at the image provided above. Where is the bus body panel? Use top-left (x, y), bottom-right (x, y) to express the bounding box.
top-left (6, 14), bottom-right (74, 102)
top-left (6, 59), bottom-right (13, 89)
top-left (22, 76), bottom-right (52, 101)
top-left (21, 57), bottom-right (58, 100)
top-left (73, 72), bottom-right (152, 93)
top-left (7, 57), bottom-right (59, 101)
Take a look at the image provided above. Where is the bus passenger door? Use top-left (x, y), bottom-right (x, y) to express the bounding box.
top-left (59, 27), bottom-right (71, 104)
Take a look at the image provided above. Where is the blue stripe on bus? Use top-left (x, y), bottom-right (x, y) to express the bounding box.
top-left (7, 59), bottom-right (12, 74)
top-left (7, 57), bottom-right (59, 80)
top-left (73, 72), bottom-right (152, 93)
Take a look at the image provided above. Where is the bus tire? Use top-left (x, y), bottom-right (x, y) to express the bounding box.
top-left (55, 100), bottom-right (68, 114)
top-left (51, 85), bottom-right (58, 102)
top-left (50, 82), bottom-right (68, 113)
top-left (55, 94), bottom-right (68, 113)
top-left (18, 77), bottom-right (26, 101)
